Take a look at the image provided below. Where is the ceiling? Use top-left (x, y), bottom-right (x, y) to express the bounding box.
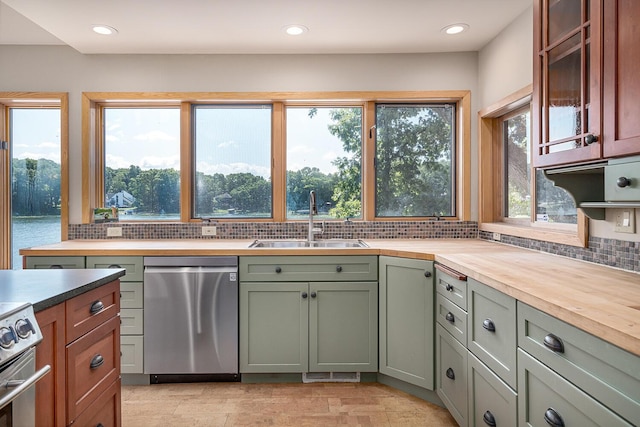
top-left (0, 0), bottom-right (531, 55)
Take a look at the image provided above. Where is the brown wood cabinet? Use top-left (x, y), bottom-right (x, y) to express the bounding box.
top-left (533, 0), bottom-right (640, 168)
top-left (35, 280), bottom-right (121, 427)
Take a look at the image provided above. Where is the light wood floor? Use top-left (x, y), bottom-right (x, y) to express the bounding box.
top-left (122, 382), bottom-right (458, 426)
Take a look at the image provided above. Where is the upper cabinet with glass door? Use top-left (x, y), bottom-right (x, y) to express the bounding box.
top-left (533, 0), bottom-right (602, 168)
top-left (533, 0), bottom-right (640, 168)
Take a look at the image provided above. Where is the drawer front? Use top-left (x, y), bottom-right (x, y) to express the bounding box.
top-left (86, 256), bottom-right (144, 282)
top-left (435, 324), bottom-right (468, 427)
top-left (25, 256), bottom-right (85, 269)
top-left (240, 256), bottom-right (378, 282)
top-left (120, 281), bottom-right (143, 309)
top-left (120, 308), bottom-right (143, 335)
top-left (518, 349), bottom-right (632, 427)
top-left (468, 352), bottom-right (517, 427)
top-left (66, 280), bottom-right (120, 343)
top-left (72, 377), bottom-right (121, 427)
top-left (605, 161), bottom-right (640, 201)
top-left (435, 293), bottom-right (467, 346)
top-left (435, 265), bottom-right (467, 310)
top-left (66, 315), bottom-right (121, 424)
top-left (121, 335), bottom-right (144, 374)
top-left (468, 278), bottom-right (517, 389)
top-left (518, 302), bottom-right (640, 425)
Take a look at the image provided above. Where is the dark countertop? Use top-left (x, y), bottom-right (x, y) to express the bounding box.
top-left (0, 269), bottom-right (125, 312)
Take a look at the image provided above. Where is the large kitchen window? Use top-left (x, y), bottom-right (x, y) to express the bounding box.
top-left (479, 86), bottom-right (586, 247)
top-left (83, 91), bottom-right (471, 224)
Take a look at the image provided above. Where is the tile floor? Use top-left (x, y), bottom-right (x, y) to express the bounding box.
top-left (122, 382), bottom-right (458, 426)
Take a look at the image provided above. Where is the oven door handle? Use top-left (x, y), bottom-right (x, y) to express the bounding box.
top-left (0, 365), bottom-right (50, 410)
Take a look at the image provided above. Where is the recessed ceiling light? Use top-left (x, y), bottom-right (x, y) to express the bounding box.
top-left (92, 25), bottom-right (118, 36)
top-left (283, 25), bottom-right (308, 36)
top-left (442, 23), bottom-right (469, 35)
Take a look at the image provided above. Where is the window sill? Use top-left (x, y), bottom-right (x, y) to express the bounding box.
top-left (479, 218), bottom-right (588, 248)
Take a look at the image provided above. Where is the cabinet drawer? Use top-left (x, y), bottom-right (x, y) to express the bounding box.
top-left (66, 280), bottom-right (120, 343)
top-left (121, 308), bottom-right (143, 335)
top-left (120, 281), bottom-right (143, 309)
top-left (605, 159), bottom-right (640, 201)
top-left (86, 256), bottom-right (143, 282)
top-left (435, 293), bottom-right (467, 346)
top-left (435, 264), bottom-right (467, 310)
top-left (468, 278), bottom-right (517, 389)
top-left (66, 315), bottom-right (120, 424)
top-left (72, 377), bottom-right (121, 427)
top-left (518, 349), bottom-right (633, 427)
top-left (435, 324), bottom-right (467, 427)
top-left (468, 352), bottom-right (517, 427)
top-left (240, 256), bottom-right (378, 282)
top-left (518, 302), bottom-right (640, 425)
top-left (121, 335), bottom-right (144, 374)
top-left (25, 256), bottom-right (85, 269)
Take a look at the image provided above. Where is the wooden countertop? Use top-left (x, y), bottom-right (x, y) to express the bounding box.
top-left (20, 238), bottom-right (640, 356)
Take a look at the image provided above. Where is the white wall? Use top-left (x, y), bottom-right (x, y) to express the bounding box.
top-left (0, 46), bottom-right (479, 223)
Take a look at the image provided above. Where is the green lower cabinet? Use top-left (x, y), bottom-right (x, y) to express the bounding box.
top-left (379, 256), bottom-right (434, 389)
top-left (436, 323), bottom-right (468, 427)
top-left (468, 352), bottom-right (517, 427)
top-left (25, 256), bottom-right (85, 269)
top-left (240, 281), bottom-right (378, 374)
top-left (518, 349), bottom-right (633, 427)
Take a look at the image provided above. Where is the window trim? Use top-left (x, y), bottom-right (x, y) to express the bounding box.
top-left (478, 85), bottom-right (588, 247)
top-left (82, 91), bottom-right (471, 224)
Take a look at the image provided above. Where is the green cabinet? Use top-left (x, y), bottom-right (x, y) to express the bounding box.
top-left (468, 352), bottom-right (517, 427)
top-left (239, 256), bottom-right (378, 375)
top-left (25, 256), bottom-right (85, 269)
top-left (379, 256), bottom-right (434, 389)
top-left (436, 323), bottom-right (468, 426)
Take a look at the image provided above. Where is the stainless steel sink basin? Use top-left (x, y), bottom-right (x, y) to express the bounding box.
top-left (248, 239), bottom-right (368, 248)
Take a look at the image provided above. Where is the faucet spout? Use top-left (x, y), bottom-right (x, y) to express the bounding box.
top-left (309, 190), bottom-right (317, 242)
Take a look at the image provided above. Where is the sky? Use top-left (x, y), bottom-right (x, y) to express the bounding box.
top-left (10, 108), bottom-right (61, 162)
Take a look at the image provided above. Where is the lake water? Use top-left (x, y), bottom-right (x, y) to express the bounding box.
top-left (11, 216), bottom-right (61, 270)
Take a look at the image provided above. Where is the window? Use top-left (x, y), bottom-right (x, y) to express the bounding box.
top-left (103, 107), bottom-right (181, 220)
top-left (83, 91), bottom-right (471, 224)
top-left (375, 104), bottom-right (455, 217)
top-left (193, 105), bottom-right (272, 218)
top-left (286, 106), bottom-right (362, 219)
top-left (479, 86), bottom-right (587, 247)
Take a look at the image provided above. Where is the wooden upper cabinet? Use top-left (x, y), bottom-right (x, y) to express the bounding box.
top-left (533, 0), bottom-right (603, 168)
top-left (602, 0), bottom-right (640, 158)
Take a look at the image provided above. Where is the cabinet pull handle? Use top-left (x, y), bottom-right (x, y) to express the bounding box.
top-left (424, 271), bottom-right (432, 278)
top-left (445, 284), bottom-right (454, 292)
top-left (302, 292), bottom-right (308, 299)
top-left (584, 133), bottom-right (598, 145)
top-left (336, 265), bottom-right (343, 272)
top-left (617, 177), bottom-right (632, 188)
top-left (543, 334), bottom-right (564, 353)
top-left (544, 408), bottom-right (564, 427)
top-left (310, 292), bottom-right (317, 298)
top-left (445, 312), bottom-right (455, 323)
top-left (445, 367), bottom-right (455, 380)
top-left (275, 266), bottom-right (282, 273)
top-left (97, 424), bottom-right (105, 427)
top-left (483, 410), bottom-right (496, 426)
top-left (107, 264), bottom-right (122, 269)
top-left (50, 264), bottom-right (63, 269)
top-left (435, 264), bottom-right (467, 281)
top-left (90, 301), bottom-right (104, 315)
top-left (90, 354), bottom-right (104, 370)
top-left (482, 319), bottom-right (496, 332)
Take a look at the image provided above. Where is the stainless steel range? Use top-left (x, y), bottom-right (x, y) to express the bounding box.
top-left (0, 303), bottom-right (50, 427)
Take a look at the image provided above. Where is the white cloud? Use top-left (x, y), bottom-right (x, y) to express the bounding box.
top-left (134, 130), bottom-right (177, 142)
top-left (140, 155), bottom-right (180, 170)
top-left (13, 151), bottom-right (60, 163)
top-left (196, 161), bottom-right (270, 179)
top-left (217, 140), bottom-right (239, 149)
top-left (37, 142), bottom-right (59, 149)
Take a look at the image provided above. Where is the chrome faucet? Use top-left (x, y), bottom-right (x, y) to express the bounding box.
top-left (308, 190), bottom-right (319, 242)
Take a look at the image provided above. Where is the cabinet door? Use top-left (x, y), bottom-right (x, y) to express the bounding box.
top-left (468, 352), bottom-right (517, 427)
top-left (533, 0), bottom-right (603, 167)
top-left (86, 256), bottom-right (143, 282)
top-left (240, 282), bottom-right (309, 373)
top-left (379, 256), bottom-right (434, 388)
top-left (436, 324), bottom-right (468, 427)
top-left (309, 282), bottom-right (378, 372)
top-left (26, 256), bottom-right (85, 269)
top-left (603, 0), bottom-right (640, 158)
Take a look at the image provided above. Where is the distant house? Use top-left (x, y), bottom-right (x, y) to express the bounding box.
top-left (108, 190), bottom-right (136, 208)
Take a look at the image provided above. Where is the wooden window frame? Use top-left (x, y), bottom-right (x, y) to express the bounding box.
top-left (82, 91), bottom-right (471, 224)
top-left (478, 85), bottom-right (588, 247)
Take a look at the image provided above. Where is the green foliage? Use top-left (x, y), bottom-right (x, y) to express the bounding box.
top-left (11, 158), bottom-right (61, 215)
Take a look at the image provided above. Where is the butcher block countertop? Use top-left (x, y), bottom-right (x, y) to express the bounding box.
top-left (21, 238), bottom-right (640, 356)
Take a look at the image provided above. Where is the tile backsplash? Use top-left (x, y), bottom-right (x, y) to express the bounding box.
top-left (68, 221), bottom-right (639, 273)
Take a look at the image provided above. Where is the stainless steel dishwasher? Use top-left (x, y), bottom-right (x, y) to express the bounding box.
top-left (143, 256), bottom-right (238, 383)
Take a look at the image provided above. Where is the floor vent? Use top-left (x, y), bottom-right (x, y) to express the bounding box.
top-left (302, 372), bottom-right (360, 383)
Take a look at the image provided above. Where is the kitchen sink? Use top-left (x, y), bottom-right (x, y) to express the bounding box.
top-left (248, 239), bottom-right (368, 248)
